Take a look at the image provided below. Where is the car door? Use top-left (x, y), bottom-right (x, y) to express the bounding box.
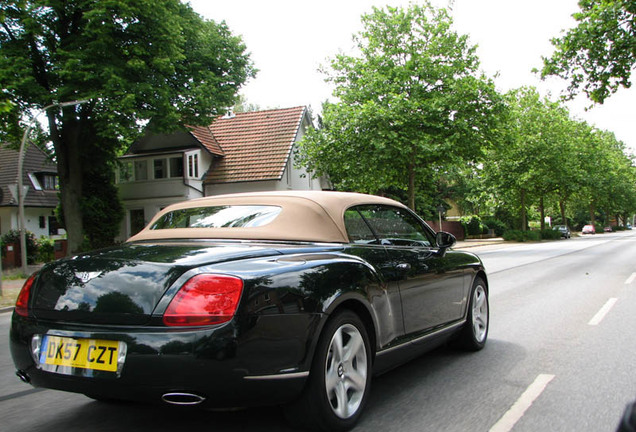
top-left (350, 205), bottom-right (465, 338)
top-left (343, 208), bottom-right (406, 347)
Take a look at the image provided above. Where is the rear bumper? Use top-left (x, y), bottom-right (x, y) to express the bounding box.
top-left (10, 312), bottom-right (320, 408)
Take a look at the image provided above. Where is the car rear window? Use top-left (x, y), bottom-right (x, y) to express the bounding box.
top-left (150, 205), bottom-right (282, 229)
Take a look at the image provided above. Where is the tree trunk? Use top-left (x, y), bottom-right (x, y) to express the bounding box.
top-left (539, 196), bottom-right (545, 230)
top-left (559, 200), bottom-right (567, 228)
top-left (589, 202), bottom-right (596, 224)
top-left (52, 114), bottom-right (85, 255)
top-left (407, 161), bottom-right (415, 210)
top-left (520, 189), bottom-right (527, 231)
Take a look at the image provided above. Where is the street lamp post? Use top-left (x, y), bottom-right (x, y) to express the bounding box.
top-left (17, 100), bottom-right (88, 275)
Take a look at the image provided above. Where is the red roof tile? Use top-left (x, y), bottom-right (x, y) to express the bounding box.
top-left (189, 125), bottom-right (225, 156)
top-left (205, 106), bottom-right (308, 184)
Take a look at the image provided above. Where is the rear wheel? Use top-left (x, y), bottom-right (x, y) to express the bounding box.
top-left (455, 277), bottom-right (489, 351)
top-left (285, 310), bottom-right (372, 432)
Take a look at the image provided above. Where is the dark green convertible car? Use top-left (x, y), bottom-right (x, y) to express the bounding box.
top-left (10, 191), bottom-right (488, 431)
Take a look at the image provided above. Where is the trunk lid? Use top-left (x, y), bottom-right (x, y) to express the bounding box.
top-left (31, 241), bottom-right (282, 325)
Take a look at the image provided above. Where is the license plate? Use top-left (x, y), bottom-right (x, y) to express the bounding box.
top-left (40, 335), bottom-right (122, 373)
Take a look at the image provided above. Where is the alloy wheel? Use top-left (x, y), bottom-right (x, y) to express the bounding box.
top-left (472, 284), bottom-right (488, 343)
top-left (324, 323), bottom-right (368, 419)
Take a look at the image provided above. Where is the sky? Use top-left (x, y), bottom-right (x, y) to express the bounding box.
top-left (188, 0), bottom-right (636, 154)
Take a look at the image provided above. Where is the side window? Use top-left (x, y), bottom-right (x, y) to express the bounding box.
top-left (354, 205), bottom-right (434, 247)
top-left (344, 209), bottom-right (377, 244)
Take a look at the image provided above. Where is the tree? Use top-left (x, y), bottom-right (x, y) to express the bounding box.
top-left (297, 3), bottom-right (503, 210)
top-left (482, 88), bottom-right (582, 230)
top-left (541, 0), bottom-right (636, 103)
top-left (0, 0), bottom-right (255, 253)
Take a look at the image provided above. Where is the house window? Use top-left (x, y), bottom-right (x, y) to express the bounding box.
top-left (49, 216), bottom-right (61, 236)
top-left (170, 156), bottom-right (183, 178)
top-left (187, 154), bottom-right (199, 178)
top-left (39, 216), bottom-right (46, 229)
top-left (119, 162), bottom-right (133, 183)
top-left (130, 209), bottom-right (146, 236)
top-left (134, 160), bottom-right (148, 181)
top-left (154, 159), bottom-right (167, 179)
top-left (42, 174), bottom-right (58, 190)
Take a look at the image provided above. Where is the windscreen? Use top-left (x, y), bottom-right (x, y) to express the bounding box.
top-left (150, 205), bottom-right (282, 230)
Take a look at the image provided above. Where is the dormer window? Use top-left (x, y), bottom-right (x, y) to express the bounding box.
top-left (28, 173), bottom-right (42, 191)
top-left (42, 174), bottom-right (58, 190)
top-left (29, 172), bottom-right (58, 190)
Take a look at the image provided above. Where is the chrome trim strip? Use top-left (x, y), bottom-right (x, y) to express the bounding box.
top-left (244, 371), bottom-right (310, 381)
top-left (376, 320), bottom-right (466, 357)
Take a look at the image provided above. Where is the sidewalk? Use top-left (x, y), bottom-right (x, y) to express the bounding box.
top-left (454, 237), bottom-right (505, 249)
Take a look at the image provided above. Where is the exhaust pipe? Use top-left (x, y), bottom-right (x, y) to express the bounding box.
top-left (162, 392), bottom-right (206, 406)
top-left (16, 370), bottom-right (31, 384)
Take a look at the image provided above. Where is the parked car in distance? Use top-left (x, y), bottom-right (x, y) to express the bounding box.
top-left (10, 191), bottom-right (489, 432)
top-left (582, 224), bottom-right (596, 234)
top-left (604, 226), bottom-right (613, 232)
top-left (553, 225), bottom-right (571, 239)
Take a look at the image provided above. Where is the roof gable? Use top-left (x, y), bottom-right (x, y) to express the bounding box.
top-left (0, 144), bottom-right (58, 208)
top-left (205, 106), bottom-right (309, 184)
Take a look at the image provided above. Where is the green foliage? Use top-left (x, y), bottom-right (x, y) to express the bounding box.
top-left (0, 0), bottom-right (256, 253)
top-left (460, 215), bottom-right (485, 236)
top-left (81, 171), bottom-right (124, 250)
top-left (503, 230), bottom-right (541, 242)
top-left (541, 0), bottom-right (636, 103)
top-left (296, 2), bottom-right (504, 211)
top-left (1, 229), bottom-right (37, 264)
top-left (482, 218), bottom-right (507, 236)
top-left (503, 228), bottom-right (565, 242)
top-left (540, 229), bottom-right (562, 240)
top-left (36, 237), bottom-right (55, 263)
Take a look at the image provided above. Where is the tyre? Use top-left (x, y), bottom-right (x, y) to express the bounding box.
top-left (285, 310), bottom-right (372, 432)
top-left (455, 277), bottom-right (489, 351)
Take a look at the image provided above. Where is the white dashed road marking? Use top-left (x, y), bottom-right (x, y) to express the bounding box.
top-left (489, 374), bottom-right (556, 432)
top-left (588, 298), bottom-right (618, 326)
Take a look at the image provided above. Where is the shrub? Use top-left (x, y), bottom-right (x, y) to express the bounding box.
top-left (482, 218), bottom-right (507, 236)
top-left (36, 237), bottom-right (55, 263)
top-left (502, 230), bottom-right (524, 242)
top-left (503, 229), bottom-right (553, 242)
top-left (540, 229), bottom-right (562, 240)
top-left (460, 215), bottom-right (485, 236)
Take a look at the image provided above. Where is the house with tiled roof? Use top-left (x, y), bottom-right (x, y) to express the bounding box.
top-left (115, 106), bottom-right (326, 239)
top-left (0, 144), bottom-right (64, 239)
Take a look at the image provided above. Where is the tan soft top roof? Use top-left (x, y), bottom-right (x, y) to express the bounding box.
top-left (128, 191), bottom-right (407, 243)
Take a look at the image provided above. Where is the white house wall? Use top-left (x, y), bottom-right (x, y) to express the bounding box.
top-left (0, 207), bottom-right (64, 239)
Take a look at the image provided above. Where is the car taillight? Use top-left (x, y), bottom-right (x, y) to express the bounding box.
top-left (163, 274), bottom-right (244, 327)
top-left (15, 273), bottom-right (37, 317)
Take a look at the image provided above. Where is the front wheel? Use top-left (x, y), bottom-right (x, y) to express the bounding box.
top-left (455, 277), bottom-right (489, 351)
top-left (285, 310), bottom-right (372, 432)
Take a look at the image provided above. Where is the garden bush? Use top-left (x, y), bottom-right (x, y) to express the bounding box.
top-left (482, 218), bottom-right (507, 236)
top-left (503, 230), bottom-right (551, 242)
top-left (460, 215), bottom-right (485, 236)
top-left (540, 229), bottom-right (562, 240)
top-left (37, 237), bottom-right (55, 263)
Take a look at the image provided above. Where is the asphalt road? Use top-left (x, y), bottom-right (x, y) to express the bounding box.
top-left (1, 231), bottom-right (635, 431)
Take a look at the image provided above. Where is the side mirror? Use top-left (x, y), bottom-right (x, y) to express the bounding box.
top-left (436, 231), bottom-right (456, 255)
